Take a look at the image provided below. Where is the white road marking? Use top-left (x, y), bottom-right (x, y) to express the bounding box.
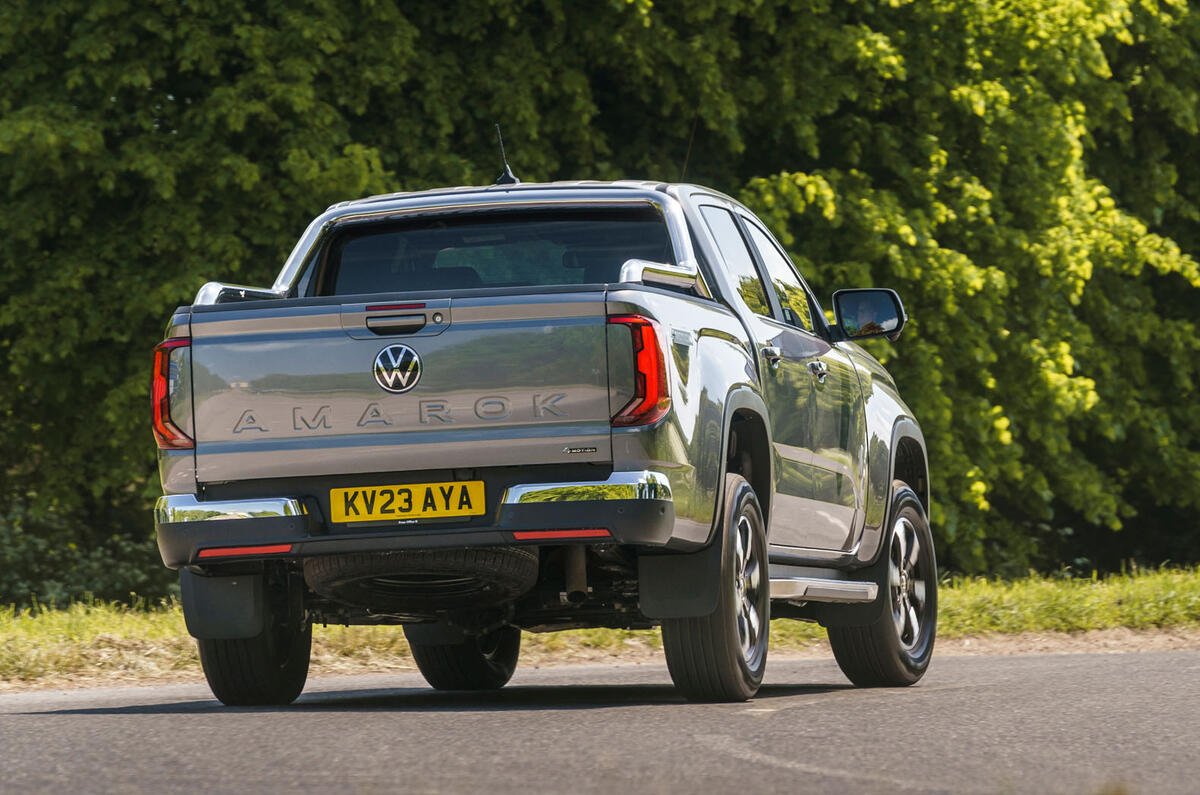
top-left (694, 733), bottom-right (974, 793)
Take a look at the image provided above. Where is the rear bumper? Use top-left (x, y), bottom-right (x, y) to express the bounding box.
top-left (155, 470), bottom-right (684, 568)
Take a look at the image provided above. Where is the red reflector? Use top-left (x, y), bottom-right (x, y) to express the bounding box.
top-left (152, 338), bottom-right (193, 450)
top-left (607, 314), bottom-right (670, 427)
top-left (197, 544), bottom-right (294, 559)
top-left (366, 303), bottom-right (426, 312)
top-left (512, 529), bottom-right (611, 541)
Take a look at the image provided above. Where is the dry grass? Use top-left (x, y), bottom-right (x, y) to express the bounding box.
top-left (3, 566), bottom-right (1198, 690)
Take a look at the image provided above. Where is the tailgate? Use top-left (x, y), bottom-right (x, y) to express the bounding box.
top-left (189, 292), bottom-right (612, 483)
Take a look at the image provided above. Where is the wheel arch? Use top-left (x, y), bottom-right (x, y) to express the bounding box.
top-left (889, 417), bottom-right (929, 517)
top-left (638, 385), bottom-right (773, 620)
top-left (717, 386), bottom-right (773, 535)
top-left (726, 407), bottom-right (772, 532)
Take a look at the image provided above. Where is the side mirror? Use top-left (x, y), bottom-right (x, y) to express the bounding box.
top-left (832, 288), bottom-right (907, 342)
top-left (619, 258), bottom-right (704, 295)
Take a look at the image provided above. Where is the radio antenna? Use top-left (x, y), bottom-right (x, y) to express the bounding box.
top-left (678, 114), bottom-right (699, 183)
top-left (494, 124), bottom-right (520, 185)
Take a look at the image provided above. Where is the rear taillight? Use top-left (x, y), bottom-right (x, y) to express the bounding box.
top-left (152, 338), bottom-right (193, 450)
top-left (608, 314), bottom-right (670, 427)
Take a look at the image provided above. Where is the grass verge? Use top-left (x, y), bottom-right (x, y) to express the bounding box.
top-left (2, 567), bottom-right (1199, 688)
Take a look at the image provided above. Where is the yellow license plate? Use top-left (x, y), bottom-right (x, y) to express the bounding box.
top-left (330, 481), bottom-right (486, 523)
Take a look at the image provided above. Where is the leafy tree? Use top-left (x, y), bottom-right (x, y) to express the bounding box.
top-left (0, 0), bottom-right (391, 602)
top-left (0, 0), bottom-right (1196, 601)
top-left (738, 0), bottom-right (1200, 571)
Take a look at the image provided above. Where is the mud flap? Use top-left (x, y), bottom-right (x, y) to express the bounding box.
top-left (180, 569), bottom-right (266, 640)
top-left (637, 538), bottom-right (724, 619)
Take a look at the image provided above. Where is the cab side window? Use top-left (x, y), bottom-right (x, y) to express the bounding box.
top-left (742, 219), bottom-right (815, 332)
top-left (700, 206), bottom-right (772, 317)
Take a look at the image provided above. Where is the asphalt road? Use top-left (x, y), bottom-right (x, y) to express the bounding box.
top-left (1, 650), bottom-right (1197, 794)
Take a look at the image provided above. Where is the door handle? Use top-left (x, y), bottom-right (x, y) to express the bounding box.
top-left (761, 346), bottom-right (782, 368)
top-left (808, 360), bottom-right (829, 384)
top-left (366, 314), bottom-right (427, 335)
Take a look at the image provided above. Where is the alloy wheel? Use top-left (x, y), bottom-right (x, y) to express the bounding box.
top-left (733, 513), bottom-right (766, 667)
top-left (889, 516), bottom-right (928, 650)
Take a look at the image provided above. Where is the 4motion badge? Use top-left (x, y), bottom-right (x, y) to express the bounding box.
top-left (374, 344), bottom-right (422, 393)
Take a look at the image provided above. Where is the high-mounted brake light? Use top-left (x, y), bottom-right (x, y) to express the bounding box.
top-left (608, 314), bottom-right (670, 427)
top-left (152, 338), bottom-right (193, 450)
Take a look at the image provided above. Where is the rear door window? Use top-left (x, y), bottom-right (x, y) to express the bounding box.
top-left (700, 206), bottom-right (772, 316)
top-left (314, 207), bottom-right (674, 296)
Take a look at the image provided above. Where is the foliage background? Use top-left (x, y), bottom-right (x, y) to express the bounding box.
top-left (0, 0), bottom-right (1197, 602)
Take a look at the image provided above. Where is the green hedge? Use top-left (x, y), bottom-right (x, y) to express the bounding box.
top-left (0, 1), bottom-right (1197, 601)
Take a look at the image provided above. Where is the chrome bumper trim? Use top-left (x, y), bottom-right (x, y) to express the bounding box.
top-left (500, 470), bottom-right (673, 505)
top-left (155, 494), bottom-right (307, 524)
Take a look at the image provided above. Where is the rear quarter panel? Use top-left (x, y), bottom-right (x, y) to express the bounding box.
top-left (607, 287), bottom-right (756, 547)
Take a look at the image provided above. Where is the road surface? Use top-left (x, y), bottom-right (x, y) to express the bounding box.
top-left (1, 651), bottom-right (1196, 793)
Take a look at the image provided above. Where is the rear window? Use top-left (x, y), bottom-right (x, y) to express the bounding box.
top-left (310, 207), bottom-right (674, 296)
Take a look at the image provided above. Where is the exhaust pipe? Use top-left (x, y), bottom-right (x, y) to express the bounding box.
top-left (563, 546), bottom-right (588, 604)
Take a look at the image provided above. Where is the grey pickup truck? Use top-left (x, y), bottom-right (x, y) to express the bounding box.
top-left (152, 180), bottom-right (935, 705)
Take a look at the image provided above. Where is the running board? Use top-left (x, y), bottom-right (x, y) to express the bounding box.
top-left (769, 578), bottom-right (878, 604)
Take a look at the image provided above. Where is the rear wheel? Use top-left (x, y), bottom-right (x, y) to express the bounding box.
top-left (827, 481), bottom-right (937, 686)
top-left (662, 473), bottom-right (769, 702)
top-left (406, 624), bottom-right (521, 690)
top-left (197, 593), bottom-right (311, 706)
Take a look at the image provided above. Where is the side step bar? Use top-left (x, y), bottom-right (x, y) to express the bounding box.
top-left (769, 578), bottom-right (878, 604)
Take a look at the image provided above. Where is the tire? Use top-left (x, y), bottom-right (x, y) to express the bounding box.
top-left (405, 624), bottom-right (521, 690)
top-left (661, 473), bottom-right (769, 702)
top-left (197, 603), bottom-right (311, 706)
top-left (827, 481), bottom-right (937, 687)
top-left (303, 547), bottom-right (539, 613)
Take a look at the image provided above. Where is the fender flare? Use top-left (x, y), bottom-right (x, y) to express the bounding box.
top-left (885, 415), bottom-right (928, 540)
top-left (854, 417), bottom-right (929, 567)
top-left (714, 385), bottom-right (774, 540)
top-left (889, 416), bottom-right (928, 505)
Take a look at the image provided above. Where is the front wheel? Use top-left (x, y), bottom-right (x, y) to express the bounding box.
top-left (662, 473), bottom-right (769, 702)
top-left (827, 481), bottom-right (937, 686)
top-left (406, 624), bottom-right (521, 690)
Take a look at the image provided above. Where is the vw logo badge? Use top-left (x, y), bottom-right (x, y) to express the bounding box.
top-left (373, 344), bottom-right (422, 394)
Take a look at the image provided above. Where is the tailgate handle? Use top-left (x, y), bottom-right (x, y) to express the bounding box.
top-left (366, 314), bottom-right (427, 335)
